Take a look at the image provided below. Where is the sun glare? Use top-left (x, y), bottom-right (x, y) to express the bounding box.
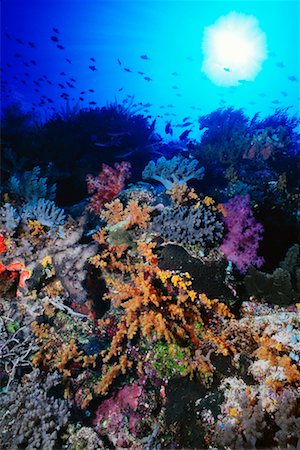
top-left (201, 11), bottom-right (267, 87)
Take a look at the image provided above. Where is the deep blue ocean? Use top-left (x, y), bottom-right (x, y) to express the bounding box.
top-left (1, 0), bottom-right (299, 139)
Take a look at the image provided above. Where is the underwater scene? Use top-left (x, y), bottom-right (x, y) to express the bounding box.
top-left (0, 0), bottom-right (300, 448)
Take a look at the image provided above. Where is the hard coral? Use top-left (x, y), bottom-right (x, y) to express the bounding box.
top-left (0, 369), bottom-right (69, 450)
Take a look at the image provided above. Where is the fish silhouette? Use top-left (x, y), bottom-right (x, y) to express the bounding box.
top-left (179, 129), bottom-right (192, 140)
top-left (165, 122), bottom-right (173, 135)
top-left (140, 54), bottom-right (150, 60)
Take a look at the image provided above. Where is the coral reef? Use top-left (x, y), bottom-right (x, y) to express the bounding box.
top-left (0, 104), bottom-right (299, 449)
top-left (0, 369), bottom-right (69, 450)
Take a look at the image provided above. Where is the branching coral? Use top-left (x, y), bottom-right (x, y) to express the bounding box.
top-left (0, 369), bottom-right (69, 450)
top-left (0, 312), bottom-right (37, 390)
top-left (166, 183), bottom-right (199, 206)
top-left (31, 311), bottom-right (96, 380)
top-left (0, 203), bottom-right (20, 235)
top-left (142, 155), bottom-right (204, 190)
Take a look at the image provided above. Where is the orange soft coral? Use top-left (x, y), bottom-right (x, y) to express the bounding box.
top-left (91, 234), bottom-right (235, 393)
top-left (101, 198), bottom-right (152, 229)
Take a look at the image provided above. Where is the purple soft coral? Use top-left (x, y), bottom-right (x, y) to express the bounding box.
top-left (220, 194), bottom-right (264, 273)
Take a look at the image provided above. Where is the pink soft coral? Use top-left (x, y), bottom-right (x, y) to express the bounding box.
top-left (94, 382), bottom-right (143, 446)
top-left (220, 195), bottom-right (264, 273)
top-left (86, 161), bottom-right (131, 214)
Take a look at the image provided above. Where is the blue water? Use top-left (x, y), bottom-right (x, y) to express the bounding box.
top-left (1, 0), bottom-right (299, 139)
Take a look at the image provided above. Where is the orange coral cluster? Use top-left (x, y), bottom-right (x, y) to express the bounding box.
top-left (166, 183), bottom-right (199, 206)
top-left (31, 321), bottom-right (97, 380)
top-left (91, 234), bottom-right (235, 393)
top-left (101, 198), bottom-right (152, 229)
top-left (253, 334), bottom-right (300, 390)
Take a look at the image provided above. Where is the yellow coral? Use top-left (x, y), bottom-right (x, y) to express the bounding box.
top-left (28, 219), bottom-right (45, 235)
top-left (42, 255), bottom-right (52, 267)
top-left (203, 196), bottom-right (215, 207)
top-left (83, 354), bottom-right (98, 368)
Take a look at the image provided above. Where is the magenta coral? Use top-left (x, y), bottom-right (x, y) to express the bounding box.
top-left (220, 195), bottom-right (264, 273)
top-left (86, 161), bottom-right (131, 214)
top-left (94, 382), bottom-right (143, 445)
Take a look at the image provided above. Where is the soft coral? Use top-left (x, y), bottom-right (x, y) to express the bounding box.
top-left (86, 161), bottom-right (131, 214)
top-left (220, 195), bottom-right (264, 273)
